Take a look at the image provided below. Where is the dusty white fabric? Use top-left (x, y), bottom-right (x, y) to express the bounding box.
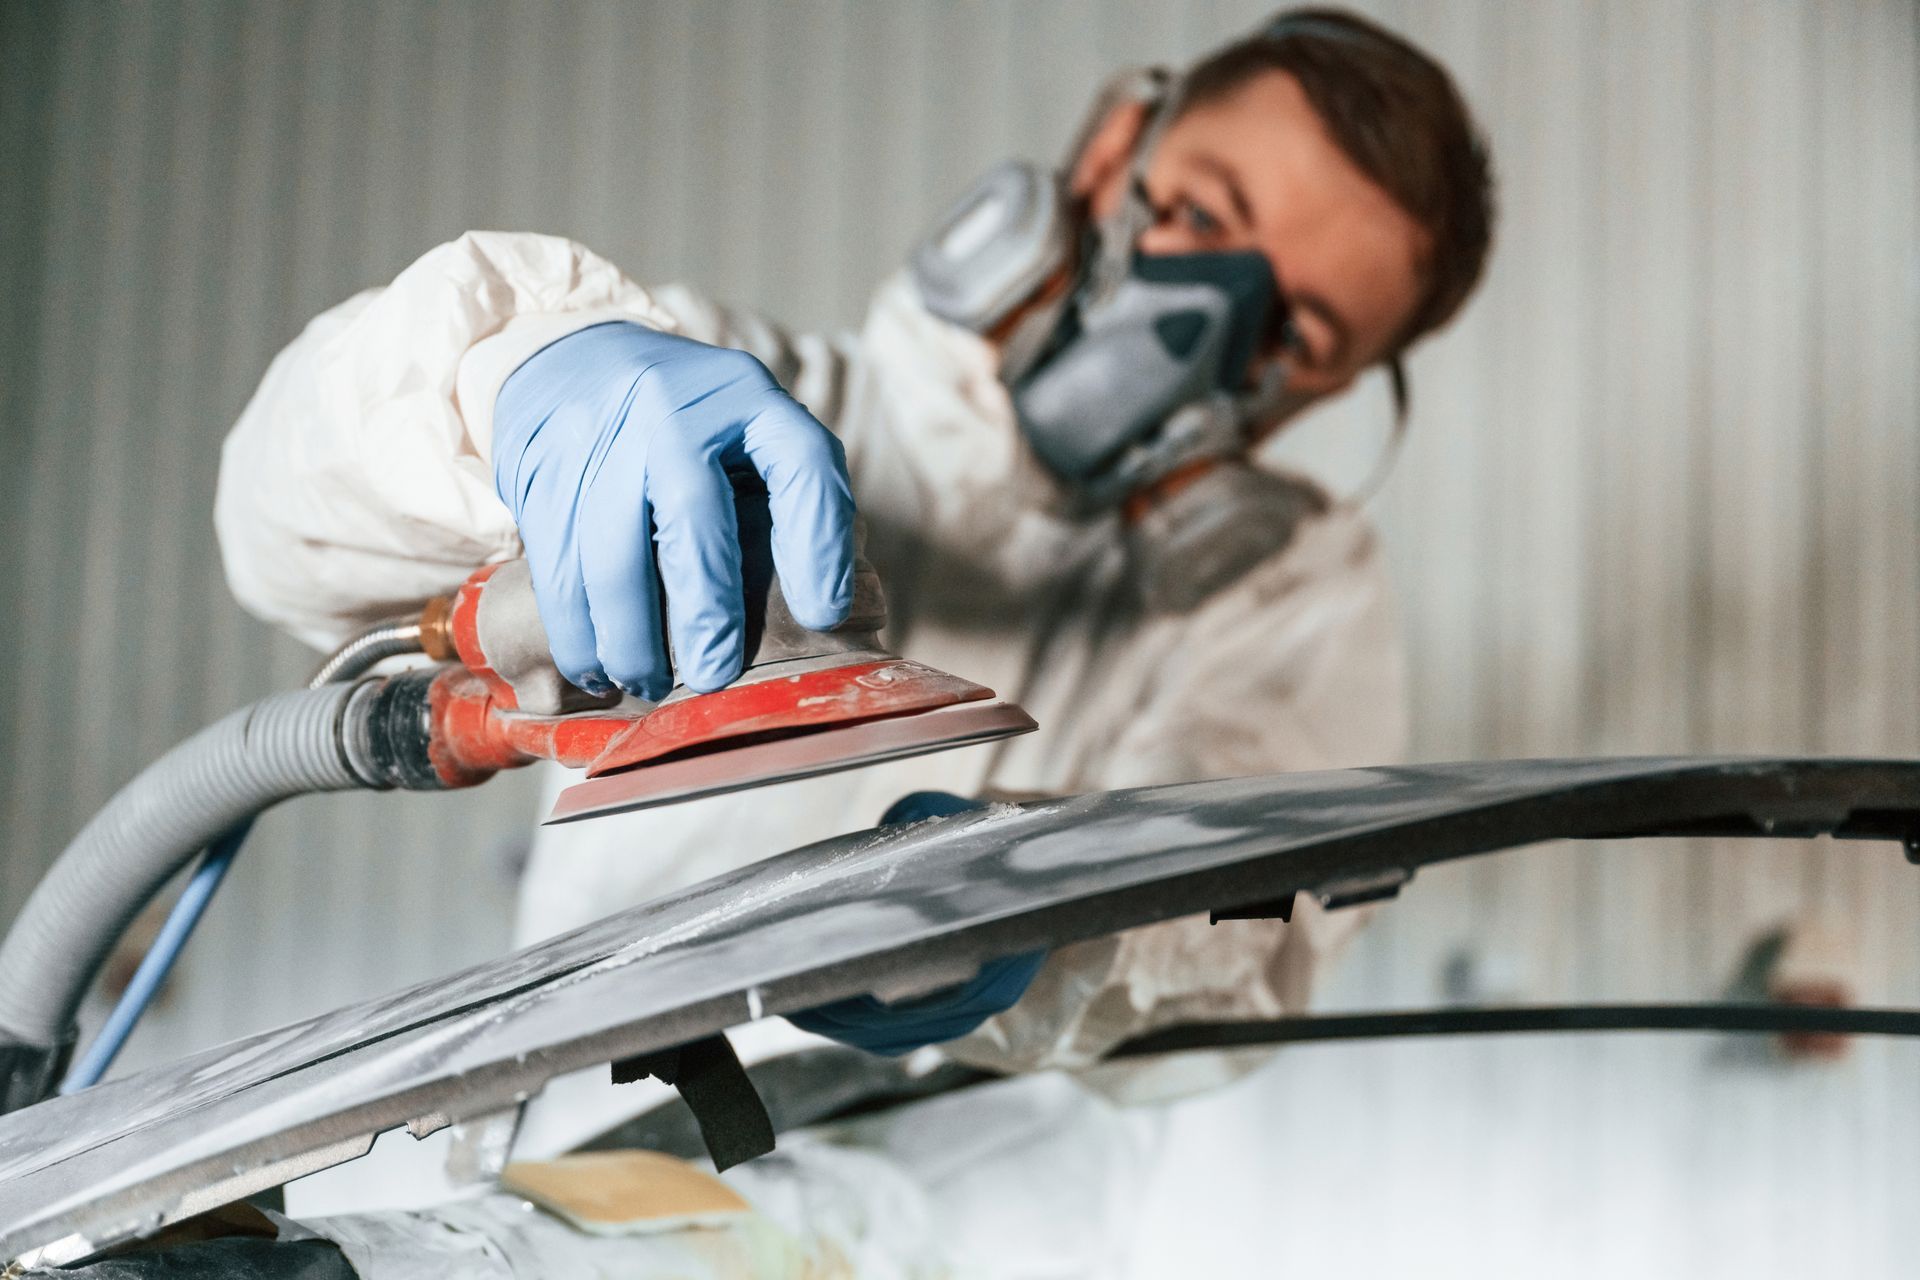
top-left (216, 232), bottom-right (679, 650)
top-left (219, 231), bottom-right (1408, 1269)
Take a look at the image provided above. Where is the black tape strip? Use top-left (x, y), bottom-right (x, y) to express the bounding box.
top-left (610, 1034), bottom-right (775, 1172)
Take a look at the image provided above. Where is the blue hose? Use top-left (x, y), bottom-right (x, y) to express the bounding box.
top-left (52, 617), bottom-right (418, 1094)
top-left (59, 819), bottom-right (254, 1093)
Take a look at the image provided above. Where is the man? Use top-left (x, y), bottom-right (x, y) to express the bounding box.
top-left (217, 8), bottom-right (1493, 1273)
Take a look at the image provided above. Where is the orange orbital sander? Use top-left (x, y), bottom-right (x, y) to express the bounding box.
top-left (389, 485), bottom-right (1035, 824)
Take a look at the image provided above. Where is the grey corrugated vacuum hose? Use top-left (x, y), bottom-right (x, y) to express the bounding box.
top-left (0, 686), bottom-right (373, 1059)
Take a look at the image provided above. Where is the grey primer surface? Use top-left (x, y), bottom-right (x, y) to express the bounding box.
top-left (5, 758), bottom-right (1920, 1266)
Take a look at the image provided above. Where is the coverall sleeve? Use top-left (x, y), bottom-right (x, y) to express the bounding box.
top-left (941, 507), bottom-right (1412, 1088)
top-left (211, 231), bottom-right (778, 650)
top-left (640, 284), bottom-right (857, 439)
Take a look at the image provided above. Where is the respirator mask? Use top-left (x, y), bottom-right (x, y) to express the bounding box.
top-left (910, 66), bottom-right (1404, 609)
top-left (917, 70), bottom-right (1397, 610)
top-left (912, 70), bottom-right (1315, 518)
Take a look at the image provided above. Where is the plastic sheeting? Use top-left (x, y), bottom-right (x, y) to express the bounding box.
top-left (28, 1238), bottom-right (356, 1280)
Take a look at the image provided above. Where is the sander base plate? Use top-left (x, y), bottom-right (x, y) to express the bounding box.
top-left (545, 701), bottom-right (1037, 824)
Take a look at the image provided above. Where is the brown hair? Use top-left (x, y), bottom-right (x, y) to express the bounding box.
top-left (1179, 8), bottom-right (1496, 355)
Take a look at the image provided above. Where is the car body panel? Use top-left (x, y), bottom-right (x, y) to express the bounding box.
top-left (5, 757), bottom-right (1918, 1265)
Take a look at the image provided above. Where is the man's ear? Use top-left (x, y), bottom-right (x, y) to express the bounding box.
top-left (1068, 98), bottom-right (1151, 217)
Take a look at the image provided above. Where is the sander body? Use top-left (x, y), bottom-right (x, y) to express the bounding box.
top-left (404, 550), bottom-right (1034, 823)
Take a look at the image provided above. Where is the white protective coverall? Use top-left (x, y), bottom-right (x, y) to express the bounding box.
top-left (217, 231), bottom-right (1407, 1276)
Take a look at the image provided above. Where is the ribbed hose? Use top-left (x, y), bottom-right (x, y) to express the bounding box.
top-left (0, 685), bottom-right (371, 1050)
top-left (308, 618), bottom-right (423, 687)
top-left (47, 624), bottom-right (432, 1098)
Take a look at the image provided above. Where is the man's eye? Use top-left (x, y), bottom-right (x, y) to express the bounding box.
top-left (1178, 198), bottom-right (1224, 240)
top-left (1259, 318), bottom-right (1305, 368)
top-left (1270, 313), bottom-right (1317, 367)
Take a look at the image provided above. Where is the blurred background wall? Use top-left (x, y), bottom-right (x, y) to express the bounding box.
top-left (1, 1), bottom-right (1916, 1274)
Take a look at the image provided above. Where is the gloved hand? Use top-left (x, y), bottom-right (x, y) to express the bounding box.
top-left (788, 792), bottom-right (1048, 1056)
top-left (493, 321), bottom-right (855, 699)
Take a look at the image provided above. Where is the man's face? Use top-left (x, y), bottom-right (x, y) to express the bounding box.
top-left (1074, 70), bottom-right (1429, 405)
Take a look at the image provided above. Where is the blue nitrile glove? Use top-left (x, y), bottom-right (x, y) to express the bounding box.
top-left (493, 321), bottom-right (855, 699)
top-left (788, 792), bottom-right (1049, 1056)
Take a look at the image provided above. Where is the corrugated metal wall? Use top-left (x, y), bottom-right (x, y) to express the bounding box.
top-left (2, 1), bottom-right (1917, 1274)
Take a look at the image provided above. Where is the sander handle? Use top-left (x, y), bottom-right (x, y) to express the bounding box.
top-left (441, 476), bottom-right (889, 720)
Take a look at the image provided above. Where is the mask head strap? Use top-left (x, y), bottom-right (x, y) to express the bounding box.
top-left (998, 66), bottom-right (1174, 386)
top-left (1335, 356), bottom-right (1409, 510)
top-left (1080, 69), bottom-right (1176, 307)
